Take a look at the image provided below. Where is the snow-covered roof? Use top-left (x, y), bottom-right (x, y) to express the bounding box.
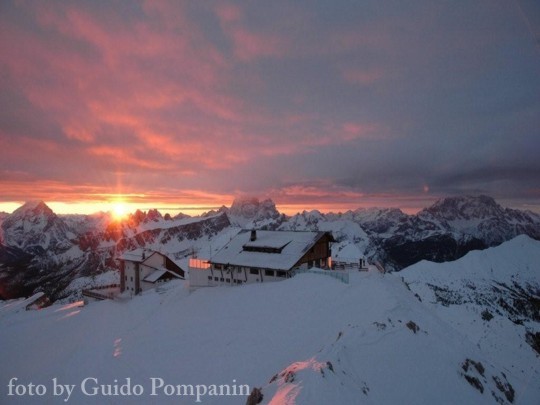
top-left (243, 231), bottom-right (293, 250)
top-left (210, 230), bottom-right (331, 270)
top-left (333, 244), bottom-right (365, 261)
top-left (118, 249), bottom-right (163, 263)
top-left (143, 268), bottom-right (182, 283)
top-left (118, 248), bottom-right (148, 262)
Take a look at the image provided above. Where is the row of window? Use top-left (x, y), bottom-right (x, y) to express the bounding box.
top-left (264, 270), bottom-right (287, 277)
top-left (214, 264), bottom-right (247, 274)
top-left (208, 269), bottom-right (288, 279)
top-left (211, 266), bottom-right (290, 278)
top-left (250, 268), bottom-right (285, 277)
top-left (207, 276), bottom-right (243, 285)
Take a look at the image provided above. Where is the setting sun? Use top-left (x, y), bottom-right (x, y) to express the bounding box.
top-left (112, 202), bottom-right (129, 221)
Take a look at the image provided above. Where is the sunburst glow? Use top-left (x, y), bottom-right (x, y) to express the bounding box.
top-left (111, 202), bottom-right (129, 221)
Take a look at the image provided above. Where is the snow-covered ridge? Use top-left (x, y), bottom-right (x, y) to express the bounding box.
top-left (402, 234), bottom-right (540, 285)
top-left (399, 235), bottom-right (540, 404)
top-left (1, 237), bottom-right (538, 404)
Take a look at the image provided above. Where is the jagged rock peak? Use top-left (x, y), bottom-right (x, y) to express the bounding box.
top-left (0, 200), bottom-right (69, 251)
top-left (145, 209), bottom-right (163, 222)
top-left (229, 197), bottom-right (279, 219)
top-left (130, 209), bottom-right (146, 223)
top-left (11, 200), bottom-right (55, 218)
top-left (422, 195), bottom-right (504, 220)
top-left (299, 209), bottom-right (324, 219)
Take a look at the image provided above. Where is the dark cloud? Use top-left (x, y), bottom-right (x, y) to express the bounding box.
top-left (0, 0), bottom-right (539, 213)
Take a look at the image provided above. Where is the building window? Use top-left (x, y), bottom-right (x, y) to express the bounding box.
top-left (130, 276), bottom-right (133, 281)
top-left (276, 271), bottom-right (286, 278)
top-left (265, 270), bottom-right (274, 277)
top-left (220, 278), bottom-right (224, 282)
top-left (237, 268), bottom-right (242, 273)
top-left (226, 278), bottom-right (230, 283)
top-left (208, 276), bottom-right (212, 280)
top-left (125, 276), bottom-right (127, 281)
top-left (250, 268), bottom-right (258, 275)
top-left (214, 277), bottom-right (219, 281)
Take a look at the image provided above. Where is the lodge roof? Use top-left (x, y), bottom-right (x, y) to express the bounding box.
top-left (209, 230), bottom-right (332, 270)
top-left (117, 248), bottom-right (156, 263)
top-left (143, 268), bottom-right (183, 283)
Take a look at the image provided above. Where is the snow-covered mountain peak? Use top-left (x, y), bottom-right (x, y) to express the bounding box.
top-left (354, 206), bottom-right (406, 216)
top-left (300, 209), bottom-right (324, 221)
top-left (421, 195), bottom-right (504, 221)
top-left (414, 195), bottom-right (540, 246)
top-left (0, 200), bottom-right (71, 251)
top-left (227, 197), bottom-right (282, 227)
top-left (229, 197), bottom-right (276, 217)
top-left (144, 208), bottom-right (163, 222)
top-left (281, 209), bottom-right (325, 231)
top-left (352, 206), bottom-right (409, 224)
top-left (11, 200), bottom-right (55, 219)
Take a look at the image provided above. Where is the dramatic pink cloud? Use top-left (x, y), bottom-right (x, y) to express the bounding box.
top-left (1, 1), bottom-right (539, 214)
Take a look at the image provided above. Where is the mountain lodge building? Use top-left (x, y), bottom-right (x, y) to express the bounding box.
top-left (189, 229), bottom-right (334, 287)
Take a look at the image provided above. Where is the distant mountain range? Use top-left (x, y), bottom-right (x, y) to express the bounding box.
top-left (0, 195), bottom-right (539, 301)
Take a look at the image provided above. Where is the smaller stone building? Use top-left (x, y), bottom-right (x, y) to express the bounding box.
top-left (118, 249), bottom-right (185, 295)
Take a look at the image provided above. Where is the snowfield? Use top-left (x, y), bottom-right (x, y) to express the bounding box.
top-left (1, 237), bottom-right (539, 404)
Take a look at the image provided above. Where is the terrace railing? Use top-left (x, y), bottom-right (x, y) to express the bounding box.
top-left (82, 284), bottom-right (120, 301)
top-left (291, 268), bottom-right (349, 284)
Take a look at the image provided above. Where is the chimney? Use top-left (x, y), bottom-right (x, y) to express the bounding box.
top-left (250, 229), bottom-right (257, 241)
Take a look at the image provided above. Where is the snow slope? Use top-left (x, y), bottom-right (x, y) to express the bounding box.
top-left (1, 238), bottom-right (538, 404)
top-left (400, 235), bottom-right (540, 404)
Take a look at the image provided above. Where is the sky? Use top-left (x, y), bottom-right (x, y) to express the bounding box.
top-left (1, 0), bottom-right (539, 216)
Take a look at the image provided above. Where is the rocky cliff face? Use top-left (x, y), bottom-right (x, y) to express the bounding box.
top-left (222, 197), bottom-right (285, 228)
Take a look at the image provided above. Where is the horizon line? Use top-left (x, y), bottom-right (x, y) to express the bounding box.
top-left (1, 195), bottom-right (539, 217)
